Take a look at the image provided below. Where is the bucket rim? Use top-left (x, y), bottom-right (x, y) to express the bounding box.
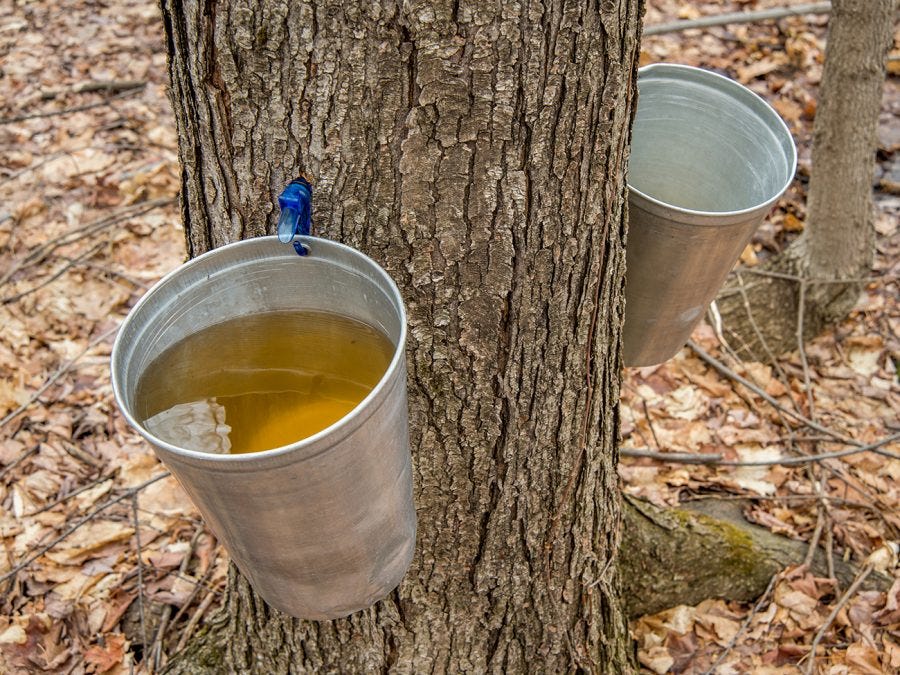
top-left (627, 62), bottom-right (798, 223)
top-left (110, 235), bottom-right (408, 465)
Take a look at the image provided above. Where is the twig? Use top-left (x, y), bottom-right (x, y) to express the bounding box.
top-left (687, 340), bottom-right (859, 446)
top-left (166, 556), bottom-right (217, 628)
top-left (0, 198), bottom-right (173, 289)
top-left (173, 587), bottom-right (218, 653)
top-left (619, 432), bottom-right (900, 466)
top-left (825, 526), bottom-right (837, 593)
top-left (0, 146), bottom-right (91, 186)
top-left (40, 80), bottom-right (146, 101)
top-left (736, 275), bottom-right (795, 406)
top-left (735, 267), bottom-right (896, 286)
top-left (0, 324), bottom-right (120, 432)
top-left (702, 572), bottom-right (779, 675)
top-left (0, 445), bottom-right (39, 480)
top-left (25, 471), bottom-right (117, 516)
top-left (620, 448), bottom-right (726, 464)
top-left (1, 242), bottom-right (104, 304)
top-left (132, 493), bottom-right (148, 652)
top-left (644, 2), bottom-right (832, 36)
top-left (67, 258), bottom-right (150, 289)
top-left (0, 472), bottom-right (170, 584)
top-left (804, 503), bottom-right (825, 568)
top-left (151, 529), bottom-right (202, 672)
top-left (0, 87), bottom-right (145, 125)
top-left (802, 564), bottom-right (873, 675)
top-left (641, 398), bottom-right (662, 450)
top-left (796, 281), bottom-right (816, 419)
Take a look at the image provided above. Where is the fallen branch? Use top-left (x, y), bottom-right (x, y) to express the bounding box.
top-left (619, 496), bottom-right (890, 619)
top-left (644, 2), bottom-right (832, 36)
top-left (132, 493), bottom-right (149, 650)
top-left (25, 471), bottom-right (117, 517)
top-left (174, 586), bottom-right (218, 653)
top-left (620, 432), bottom-right (900, 466)
top-left (0, 197), bottom-right (173, 289)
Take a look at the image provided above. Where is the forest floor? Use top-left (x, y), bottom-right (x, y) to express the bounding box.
top-left (0, 0), bottom-right (897, 673)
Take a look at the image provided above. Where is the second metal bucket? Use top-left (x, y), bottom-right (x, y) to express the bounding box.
top-left (623, 64), bottom-right (797, 367)
top-left (111, 236), bottom-right (416, 619)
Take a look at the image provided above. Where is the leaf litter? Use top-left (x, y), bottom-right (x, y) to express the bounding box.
top-left (0, 0), bottom-right (897, 673)
top-left (0, 1), bottom-right (227, 673)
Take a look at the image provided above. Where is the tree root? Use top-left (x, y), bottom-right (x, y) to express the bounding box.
top-left (619, 494), bottom-right (891, 618)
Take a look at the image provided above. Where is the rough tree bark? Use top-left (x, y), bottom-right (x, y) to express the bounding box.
top-left (715, 0), bottom-right (894, 359)
top-left (159, 0), bottom-right (642, 671)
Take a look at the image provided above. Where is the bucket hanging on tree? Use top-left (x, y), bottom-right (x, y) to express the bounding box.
top-left (622, 64), bottom-right (797, 367)
top-left (111, 179), bottom-right (416, 619)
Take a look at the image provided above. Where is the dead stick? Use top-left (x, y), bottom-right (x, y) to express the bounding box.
top-left (166, 558), bottom-right (218, 630)
top-left (132, 494), bottom-right (148, 652)
top-left (151, 529), bottom-right (202, 671)
top-left (2, 242), bottom-right (104, 304)
top-left (803, 504), bottom-right (826, 568)
top-left (796, 281), bottom-right (816, 419)
top-left (0, 198), bottom-right (172, 289)
top-left (25, 471), bottom-right (117, 516)
top-left (619, 432), bottom-right (900, 466)
top-left (802, 564), bottom-right (873, 675)
top-left (0, 473), bottom-right (170, 584)
top-left (174, 588), bottom-right (218, 653)
top-left (644, 2), bottom-right (832, 36)
top-left (702, 572), bottom-right (780, 675)
top-left (0, 325), bottom-right (120, 432)
top-left (0, 445), bottom-right (39, 480)
top-left (736, 276), bottom-right (796, 407)
top-left (0, 87), bottom-right (145, 124)
top-left (686, 340), bottom-right (859, 446)
top-left (40, 80), bottom-right (146, 100)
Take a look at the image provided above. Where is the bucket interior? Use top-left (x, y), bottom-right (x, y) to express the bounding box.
top-left (628, 65), bottom-right (796, 214)
top-left (112, 237), bottom-right (404, 440)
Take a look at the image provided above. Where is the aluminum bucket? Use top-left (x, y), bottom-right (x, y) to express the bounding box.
top-left (111, 236), bottom-right (416, 619)
top-left (623, 64), bottom-right (797, 366)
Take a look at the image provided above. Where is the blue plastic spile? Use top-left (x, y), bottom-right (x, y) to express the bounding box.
top-left (277, 177), bottom-right (313, 255)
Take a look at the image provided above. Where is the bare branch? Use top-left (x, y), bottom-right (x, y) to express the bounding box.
top-left (644, 2), bottom-right (832, 37)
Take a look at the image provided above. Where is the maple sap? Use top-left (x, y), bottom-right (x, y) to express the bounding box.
top-left (135, 310), bottom-right (395, 454)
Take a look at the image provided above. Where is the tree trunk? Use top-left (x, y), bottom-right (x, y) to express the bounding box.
top-left (715, 0), bottom-right (894, 359)
top-left (159, 0), bottom-right (642, 671)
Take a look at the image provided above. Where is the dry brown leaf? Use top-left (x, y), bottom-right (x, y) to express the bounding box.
top-left (83, 633), bottom-right (127, 674)
top-left (843, 641), bottom-right (884, 675)
top-left (44, 520), bottom-right (134, 565)
top-left (639, 645), bottom-right (674, 674)
top-left (782, 212), bottom-right (805, 232)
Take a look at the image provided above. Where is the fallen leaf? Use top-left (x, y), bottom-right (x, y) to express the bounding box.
top-left (83, 633), bottom-right (126, 674)
top-left (45, 520), bottom-right (134, 565)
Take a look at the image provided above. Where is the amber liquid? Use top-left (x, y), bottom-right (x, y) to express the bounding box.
top-left (135, 310), bottom-right (395, 454)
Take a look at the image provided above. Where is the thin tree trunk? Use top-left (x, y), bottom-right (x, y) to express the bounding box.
top-left (159, 0), bottom-right (642, 671)
top-left (715, 0), bottom-right (894, 359)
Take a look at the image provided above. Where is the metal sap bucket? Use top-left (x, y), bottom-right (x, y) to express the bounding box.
top-left (111, 236), bottom-right (416, 619)
top-left (623, 64), bottom-right (797, 366)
